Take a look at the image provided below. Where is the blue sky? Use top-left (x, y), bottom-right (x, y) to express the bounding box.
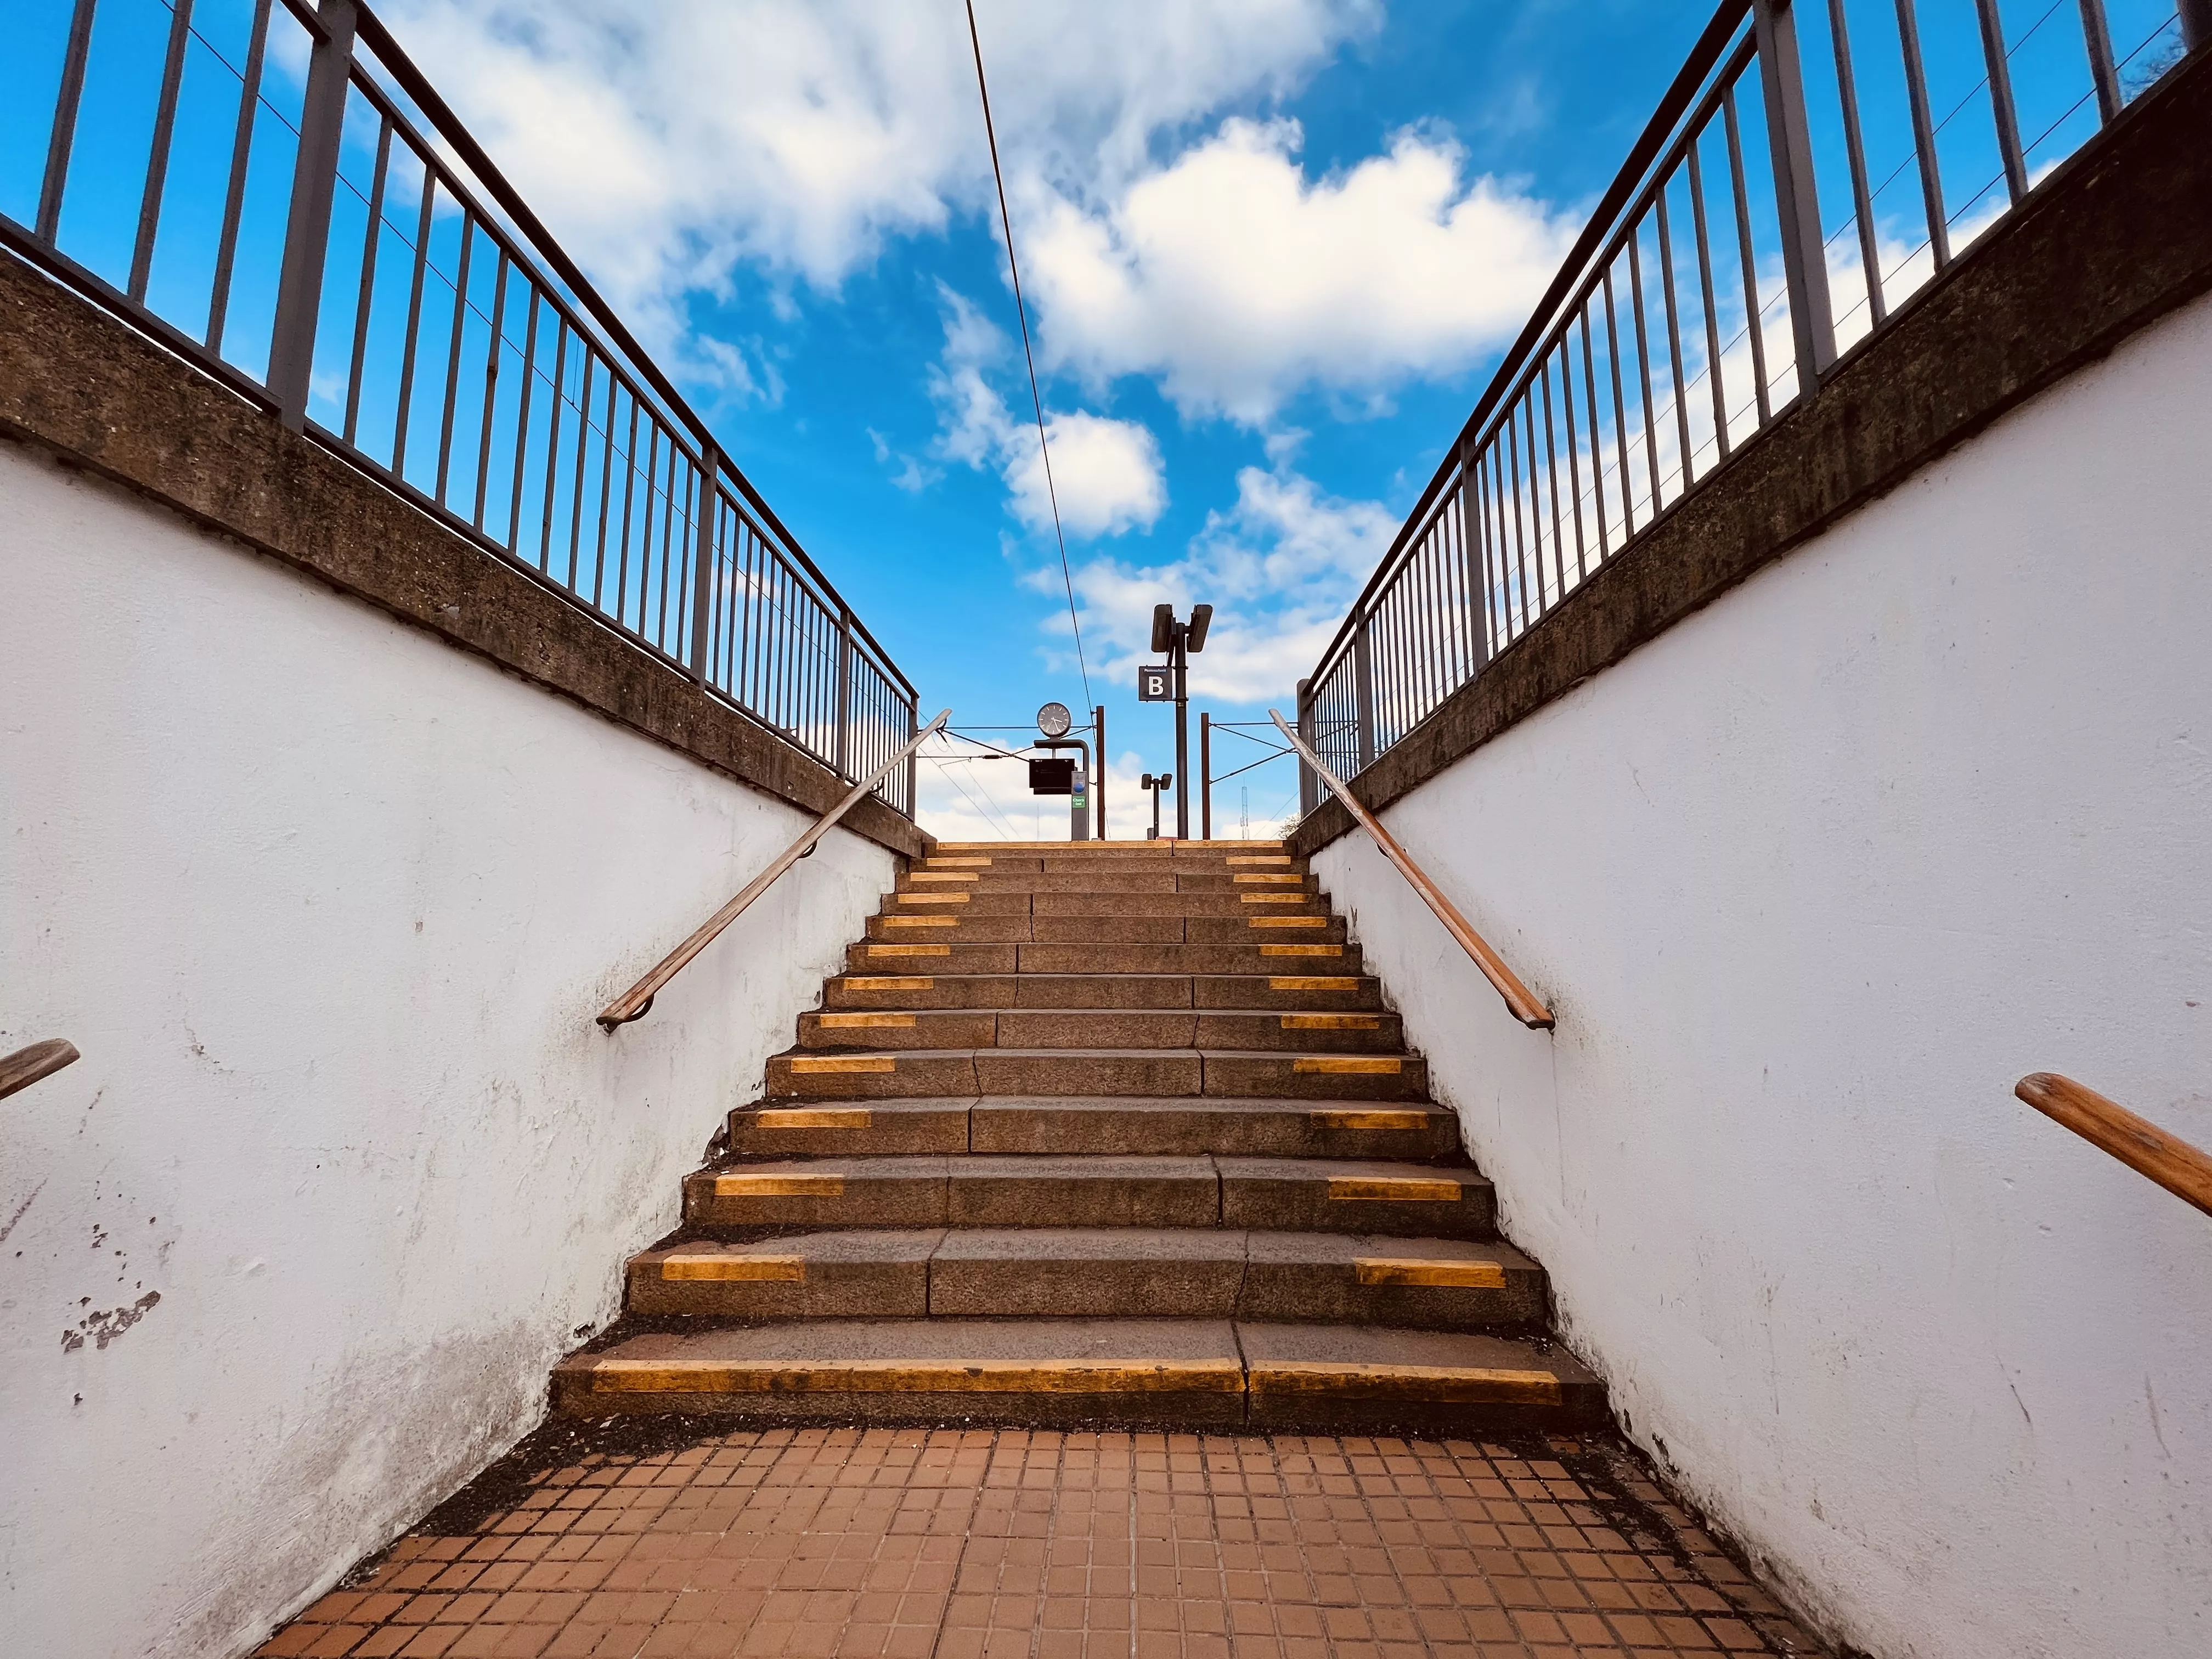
top-left (7, 0), bottom-right (2189, 839)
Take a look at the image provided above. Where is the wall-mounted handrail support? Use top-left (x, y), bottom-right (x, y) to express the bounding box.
top-left (598, 709), bottom-right (951, 1030)
top-left (1, 1039), bottom-right (81, 1102)
top-left (1269, 710), bottom-right (1554, 1030)
top-left (2015, 1073), bottom-right (2212, 1219)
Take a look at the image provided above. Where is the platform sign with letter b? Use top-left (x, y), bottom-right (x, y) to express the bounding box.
top-left (1137, 664), bottom-right (1172, 702)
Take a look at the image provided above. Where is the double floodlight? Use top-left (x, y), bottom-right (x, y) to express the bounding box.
top-left (1150, 603), bottom-right (1212, 655)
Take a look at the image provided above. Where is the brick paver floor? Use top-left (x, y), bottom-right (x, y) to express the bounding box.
top-left (257, 1424), bottom-right (1825, 1659)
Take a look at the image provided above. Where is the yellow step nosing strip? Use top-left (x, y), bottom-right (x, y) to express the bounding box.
top-left (711, 1174), bottom-right (848, 1197)
top-left (815, 1013), bottom-right (917, 1029)
top-left (868, 945), bottom-right (951, 957)
top-left (928, 857), bottom-right (994, 867)
top-left (588, 1357), bottom-right (1246, 1395)
top-left (789, 1056), bottom-right (896, 1074)
top-left (884, 917), bottom-right (960, 929)
top-left (659, 1255), bottom-right (806, 1283)
top-left (1312, 1109), bottom-right (1426, 1130)
top-left (909, 873), bottom-right (981, 883)
top-left (1284, 1014), bottom-right (1380, 1030)
top-left (751, 1109), bottom-right (872, 1130)
top-left (1233, 873), bottom-right (1304, 884)
top-left (1269, 976), bottom-right (1360, 991)
top-left (896, 894), bottom-right (972, 906)
top-left (840, 976), bottom-right (935, 990)
top-left (1260, 945), bottom-right (1342, 957)
top-left (1242, 896), bottom-right (1312, 906)
top-left (1245, 1361), bottom-right (1559, 1405)
top-left (1250, 918), bottom-right (1327, 929)
top-left (1226, 856), bottom-right (1294, 866)
top-left (1353, 1258), bottom-right (1508, 1289)
top-left (1293, 1056), bottom-right (1402, 1074)
top-left (1327, 1176), bottom-right (1462, 1202)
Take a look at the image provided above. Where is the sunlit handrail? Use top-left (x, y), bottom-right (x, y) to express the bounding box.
top-left (2016, 1072), bottom-right (2212, 1219)
top-left (599, 710), bottom-right (950, 1030)
top-left (1, 1039), bottom-right (81, 1102)
top-left (1269, 710), bottom-right (1553, 1030)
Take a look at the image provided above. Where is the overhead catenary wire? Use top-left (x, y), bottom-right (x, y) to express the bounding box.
top-left (962, 0), bottom-right (1092, 711)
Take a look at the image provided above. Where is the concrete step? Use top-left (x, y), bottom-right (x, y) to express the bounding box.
top-left (1009, 942), bottom-right (1365, 975)
top-left (796, 1008), bottom-right (1402, 1053)
top-left (726, 1097), bottom-right (1461, 1160)
top-left (683, 1155), bottom-right (1493, 1237)
top-left (899, 876), bottom-right (1318, 901)
top-left (840, 940), bottom-right (1368, 977)
top-left (763, 1047), bottom-right (1427, 1101)
top-left (864, 915), bottom-right (1348, 947)
top-left (628, 1229), bottom-right (1543, 1328)
top-left (551, 1318), bottom-right (1600, 1431)
top-left (894, 887), bottom-right (1327, 917)
top-left (820, 973), bottom-right (1387, 1013)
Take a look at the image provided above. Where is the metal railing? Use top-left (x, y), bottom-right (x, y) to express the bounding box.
top-left (1300, 0), bottom-right (2202, 787)
top-left (4, 0), bottom-right (919, 814)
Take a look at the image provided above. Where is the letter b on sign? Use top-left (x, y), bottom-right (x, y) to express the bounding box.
top-left (1138, 665), bottom-right (1172, 702)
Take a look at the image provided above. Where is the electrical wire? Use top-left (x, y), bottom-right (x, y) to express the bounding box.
top-left (962, 0), bottom-right (1093, 711)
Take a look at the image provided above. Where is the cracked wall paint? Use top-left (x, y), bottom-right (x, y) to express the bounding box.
top-left (1314, 290), bottom-right (2212, 1659)
top-left (0, 445), bottom-right (898, 1659)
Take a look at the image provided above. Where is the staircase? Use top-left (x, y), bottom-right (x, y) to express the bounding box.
top-left (554, 839), bottom-right (1602, 1432)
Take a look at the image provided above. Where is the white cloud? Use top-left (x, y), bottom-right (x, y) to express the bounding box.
top-left (1044, 461), bottom-right (1395, 704)
top-left (379, 0), bottom-right (1379, 313)
top-left (1024, 118), bottom-right (1580, 424)
top-left (928, 292), bottom-right (1165, 538)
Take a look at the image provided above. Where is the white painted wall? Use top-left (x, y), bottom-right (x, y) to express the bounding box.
top-left (0, 445), bottom-right (896, 1658)
top-left (1315, 290), bottom-right (2212, 1659)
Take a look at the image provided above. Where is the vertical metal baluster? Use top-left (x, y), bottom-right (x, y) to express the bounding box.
top-left (628, 422), bottom-right (656, 634)
top-left (341, 118), bottom-right (390, 447)
top-left (1686, 139), bottom-right (1733, 460)
top-left (1506, 409), bottom-right (1531, 637)
top-left (1753, 0), bottom-right (1838, 394)
top-left (1655, 187), bottom-right (1695, 494)
top-left (1459, 446), bottom-right (1492, 673)
top-left (1539, 362), bottom-right (1567, 601)
top-left (507, 287), bottom-right (541, 551)
top-left (1474, 452), bottom-right (1500, 659)
top-left (433, 213), bottom-right (475, 504)
top-left (1974, 0), bottom-right (2029, 206)
top-left (37, 0), bottom-right (100, 245)
top-left (1894, 0), bottom-right (1951, 270)
top-left (1627, 226), bottom-right (1663, 515)
top-left (1579, 308), bottom-right (1611, 561)
top-left (129, 0), bottom-right (196, 302)
top-left (267, 0), bottom-right (358, 430)
top-left (1826, 0), bottom-right (1888, 328)
top-left (612, 398), bottom-right (640, 620)
top-left (560, 343), bottom-right (590, 583)
top-left (1351, 615), bottom-right (1376, 774)
top-left (1722, 86), bottom-right (1773, 428)
top-left (834, 611), bottom-right (856, 778)
top-left (472, 247), bottom-right (509, 531)
top-left (1559, 328), bottom-right (1588, 581)
top-left (390, 165), bottom-right (435, 476)
top-left (207, 0), bottom-right (272, 353)
top-left (592, 373), bottom-right (619, 607)
top-left (656, 437), bottom-right (679, 650)
top-left (539, 319), bottom-right (568, 571)
top-left (2078, 1), bottom-right (2120, 125)
top-left (1603, 267), bottom-right (1635, 538)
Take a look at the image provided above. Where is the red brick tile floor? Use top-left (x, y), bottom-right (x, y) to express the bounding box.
top-left (256, 1425), bottom-right (1826, 1659)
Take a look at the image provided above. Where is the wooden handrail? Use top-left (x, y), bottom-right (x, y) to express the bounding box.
top-left (1, 1039), bottom-right (80, 1101)
top-left (2016, 1073), bottom-right (2212, 1219)
top-left (598, 709), bottom-right (951, 1030)
top-left (1270, 710), bottom-right (1554, 1030)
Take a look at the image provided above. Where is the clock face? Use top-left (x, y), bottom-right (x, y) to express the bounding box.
top-left (1036, 702), bottom-right (1073, 738)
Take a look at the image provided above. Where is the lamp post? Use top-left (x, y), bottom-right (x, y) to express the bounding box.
top-left (1140, 772), bottom-right (1172, 841)
top-left (1032, 702), bottom-right (1090, 841)
top-left (1148, 603), bottom-right (1212, 839)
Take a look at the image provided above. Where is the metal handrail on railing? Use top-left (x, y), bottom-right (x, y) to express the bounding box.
top-left (2016, 1073), bottom-right (2212, 1220)
top-left (1, 1039), bottom-right (81, 1102)
top-left (598, 710), bottom-right (950, 1030)
top-left (1271, 711), bottom-right (1553, 1030)
top-left (6, 0), bottom-right (919, 815)
top-left (1300, 0), bottom-right (2203, 789)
